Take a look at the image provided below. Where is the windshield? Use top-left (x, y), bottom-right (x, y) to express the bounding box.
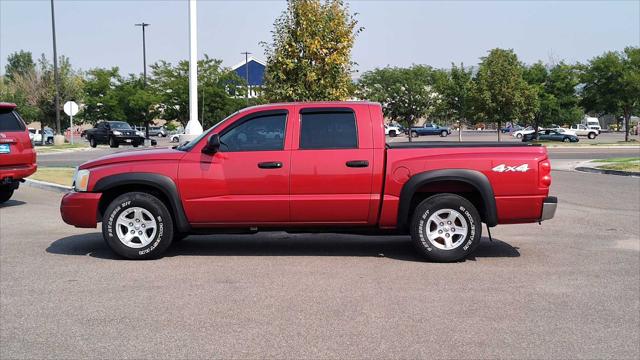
top-left (109, 122), bottom-right (132, 130)
top-left (176, 111), bottom-right (240, 151)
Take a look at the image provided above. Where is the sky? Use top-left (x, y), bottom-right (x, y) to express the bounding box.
top-left (1, 0), bottom-right (639, 77)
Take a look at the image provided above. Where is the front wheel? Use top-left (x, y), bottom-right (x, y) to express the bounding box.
top-left (89, 137), bottom-right (97, 148)
top-left (389, 130), bottom-right (397, 137)
top-left (440, 130), bottom-right (448, 137)
top-left (516, 133), bottom-right (523, 139)
top-left (109, 137), bottom-right (119, 148)
top-left (588, 132), bottom-right (596, 139)
top-left (102, 192), bottom-right (174, 259)
top-left (0, 189), bottom-right (14, 204)
top-left (411, 131), bottom-right (418, 138)
top-left (563, 137), bottom-right (571, 143)
top-left (410, 194), bottom-right (482, 262)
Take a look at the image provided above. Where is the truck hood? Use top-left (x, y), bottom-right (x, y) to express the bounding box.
top-left (79, 148), bottom-right (186, 170)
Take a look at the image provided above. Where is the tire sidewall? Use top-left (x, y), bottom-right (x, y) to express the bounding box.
top-left (411, 194), bottom-right (482, 262)
top-left (89, 137), bottom-right (97, 147)
top-left (0, 189), bottom-right (14, 204)
top-left (102, 193), bottom-right (173, 259)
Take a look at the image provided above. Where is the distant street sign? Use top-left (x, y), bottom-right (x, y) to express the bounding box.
top-left (63, 101), bottom-right (79, 116)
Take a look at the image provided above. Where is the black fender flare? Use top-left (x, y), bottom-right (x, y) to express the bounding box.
top-left (397, 169), bottom-right (498, 231)
top-left (93, 173), bottom-right (190, 232)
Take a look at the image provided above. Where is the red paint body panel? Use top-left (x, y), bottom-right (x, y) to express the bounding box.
top-left (60, 192), bottom-right (102, 228)
top-left (59, 101), bottom-right (552, 232)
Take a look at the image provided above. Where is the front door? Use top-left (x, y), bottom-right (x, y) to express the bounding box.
top-left (178, 110), bottom-right (292, 226)
top-left (289, 107), bottom-right (375, 224)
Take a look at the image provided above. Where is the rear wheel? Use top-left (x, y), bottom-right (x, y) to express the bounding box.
top-left (132, 141), bottom-right (140, 148)
top-left (109, 136), bottom-right (119, 148)
top-left (563, 137), bottom-right (571, 143)
top-left (89, 136), bottom-right (97, 148)
top-left (411, 131), bottom-right (418, 138)
top-left (410, 194), bottom-right (482, 262)
top-left (0, 189), bottom-right (14, 204)
top-left (102, 192), bottom-right (174, 260)
top-left (389, 130), bottom-right (397, 137)
top-left (516, 133), bottom-right (523, 139)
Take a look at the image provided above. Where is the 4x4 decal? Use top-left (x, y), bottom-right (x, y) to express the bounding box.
top-left (492, 164), bottom-right (530, 173)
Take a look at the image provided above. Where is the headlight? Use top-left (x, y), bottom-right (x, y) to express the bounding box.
top-left (136, 131), bottom-right (144, 136)
top-left (112, 130), bottom-right (122, 135)
top-left (73, 169), bottom-right (90, 192)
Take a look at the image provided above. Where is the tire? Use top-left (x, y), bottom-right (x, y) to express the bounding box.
top-left (132, 142), bottom-right (140, 148)
top-left (588, 132), bottom-right (596, 139)
top-left (516, 133), bottom-right (523, 139)
top-left (102, 192), bottom-right (174, 260)
top-left (109, 137), bottom-right (119, 148)
top-left (411, 131), bottom-right (418, 138)
top-left (389, 130), bottom-right (397, 137)
top-left (563, 137), bottom-right (571, 143)
top-left (410, 194), bottom-right (482, 262)
top-left (89, 136), bottom-right (97, 148)
top-left (440, 130), bottom-right (448, 137)
top-left (0, 189), bottom-right (14, 204)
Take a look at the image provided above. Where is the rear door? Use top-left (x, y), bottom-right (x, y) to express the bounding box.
top-left (289, 106), bottom-right (375, 224)
top-left (0, 108), bottom-right (34, 168)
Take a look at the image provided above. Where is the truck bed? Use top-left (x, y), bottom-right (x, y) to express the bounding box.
top-left (387, 141), bottom-right (541, 149)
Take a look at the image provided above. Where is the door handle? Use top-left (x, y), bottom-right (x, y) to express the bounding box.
top-left (258, 161), bottom-right (283, 169)
top-left (346, 160), bottom-right (369, 168)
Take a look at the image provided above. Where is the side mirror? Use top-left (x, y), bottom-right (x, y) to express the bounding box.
top-left (202, 133), bottom-right (221, 154)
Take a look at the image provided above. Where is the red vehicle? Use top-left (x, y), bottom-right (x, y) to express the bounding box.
top-left (0, 103), bottom-right (37, 204)
top-left (61, 102), bottom-right (556, 261)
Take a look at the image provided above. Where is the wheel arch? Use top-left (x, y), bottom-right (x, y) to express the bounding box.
top-left (397, 169), bottom-right (498, 231)
top-left (93, 173), bottom-right (190, 232)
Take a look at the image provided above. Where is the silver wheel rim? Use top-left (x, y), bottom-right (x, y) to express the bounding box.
top-left (115, 207), bottom-right (158, 248)
top-left (424, 209), bottom-right (468, 250)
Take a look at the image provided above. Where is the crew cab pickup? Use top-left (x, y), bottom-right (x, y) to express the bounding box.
top-left (0, 103), bottom-right (37, 203)
top-left (60, 102), bottom-right (557, 261)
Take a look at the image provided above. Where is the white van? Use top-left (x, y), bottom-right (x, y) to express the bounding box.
top-left (581, 117), bottom-right (601, 133)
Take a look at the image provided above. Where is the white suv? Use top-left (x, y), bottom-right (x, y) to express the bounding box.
top-left (570, 124), bottom-right (599, 139)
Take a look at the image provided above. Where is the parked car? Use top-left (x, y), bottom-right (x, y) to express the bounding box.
top-left (385, 124), bottom-right (401, 137)
top-left (551, 127), bottom-right (577, 136)
top-left (408, 123), bottom-right (451, 137)
top-left (148, 126), bottom-right (167, 137)
top-left (512, 126), bottom-right (537, 139)
top-left (570, 124), bottom-right (599, 139)
top-left (0, 103), bottom-right (37, 203)
top-left (84, 121), bottom-right (145, 148)
top-left (501, 125), bottom-right (523, 134)
top-left (28, 128), bottom-right (54, 145)
top-left (522, 129), bottom-right (579, 143)
top-left (170, 133), bottom-right (183, 143)
top-left (60, 101), bottom-right (556, 261)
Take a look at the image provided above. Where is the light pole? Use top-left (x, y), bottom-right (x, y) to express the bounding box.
top-left (241, 51), bottom-right (251, 105)
top-left (135, 22), bottom-right (150, 140)
top-left (50, 0), bottom-right (61, 136)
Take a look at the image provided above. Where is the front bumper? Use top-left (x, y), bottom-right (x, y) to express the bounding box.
top-left (540, 196), bottom-right (557, 221)
top-left (60, 191), bottom-right (102, 228)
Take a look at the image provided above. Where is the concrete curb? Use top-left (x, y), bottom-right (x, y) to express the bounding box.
top-left (575, 166), bottom-right (640, 177)
top-left (23, 178), bottom-right (72, 193)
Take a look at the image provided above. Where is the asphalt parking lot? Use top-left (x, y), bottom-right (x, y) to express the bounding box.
top-left (1, 169), bottom-right (638, 359)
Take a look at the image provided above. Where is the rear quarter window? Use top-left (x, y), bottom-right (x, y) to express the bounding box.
top-left (0, 110), bottom-right (26, 132)
top-left (299, 110), bottom-right (358, 149)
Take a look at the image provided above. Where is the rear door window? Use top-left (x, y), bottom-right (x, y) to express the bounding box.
top-left (0, 110), bottom-right (26, 132)
top-left (299, 110), bottom-right (358, 149)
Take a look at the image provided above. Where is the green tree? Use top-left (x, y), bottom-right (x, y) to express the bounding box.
top-left (433, 63), bottom-right (474, 130)
top-left (82, 67), bottom-right (124, 124)
top-left (5, 50), bottom-right (35, 81)
top-left (151, 56), bottom-right (246, 129)
top-left (581, 47), bottom-right (640, 141)
top-left (473, 48), bottom-right (536, 141)
top-left (358, 65), bottom-right (441, 142)
top-left (262, 0), bottom-right (362, 102)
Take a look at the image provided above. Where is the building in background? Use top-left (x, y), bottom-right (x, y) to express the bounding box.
top-left (230, 57), bottom-right (265, 98)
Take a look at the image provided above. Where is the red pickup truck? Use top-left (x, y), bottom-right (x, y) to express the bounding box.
top-left (61, 102), bottom-right (556, 261)
top-left (0, 103), bottom-right (37, 203)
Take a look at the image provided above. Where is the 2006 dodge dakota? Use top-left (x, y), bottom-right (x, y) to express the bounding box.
top-left (61, 102), bottom-right (557, 261)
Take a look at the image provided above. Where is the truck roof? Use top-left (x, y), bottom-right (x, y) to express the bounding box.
top-left (0, 102), bottom-right (17, 110)
top-left (238, 101), bottom-right (380, 113)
